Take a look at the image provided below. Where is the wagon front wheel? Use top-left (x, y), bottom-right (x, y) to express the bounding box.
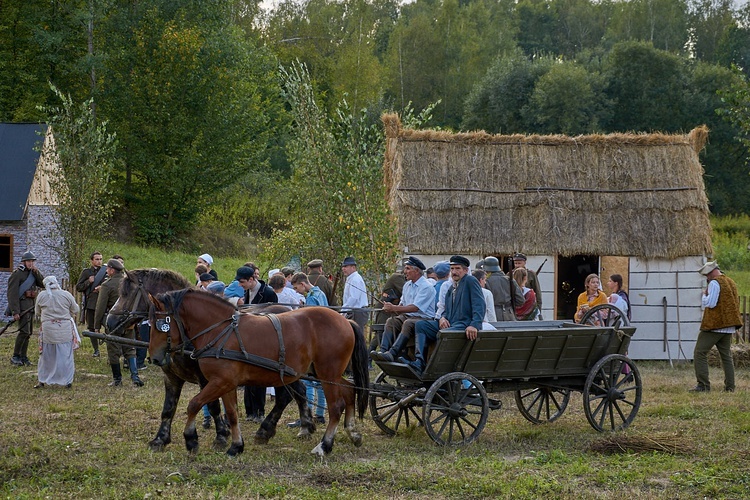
top-left (580, 303), bottom-right (630, 328)
top-left (515, 386), bottom-right (571, 424)
top-left (369, 371), bottom-right (423, 436)
top-left (583, 354), bottom-right (642, 432)
top-left (423, 372), bottom-right (489, 446)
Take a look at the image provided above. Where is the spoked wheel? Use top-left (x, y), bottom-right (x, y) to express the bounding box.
top-left (369, 371), bottom-right (424, 436)
top-left (583, 354), bottom-right (642, 432)
top-left (580, 304), bottom-right (630, 328)
top-left (514, 386), bottom-right (571, 424)
top-left (422, 372), bottom-right (489, 446)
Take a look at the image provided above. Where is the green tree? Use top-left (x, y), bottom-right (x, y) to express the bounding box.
top-left (38, 85), bottom-right (118, 278)
top-left (462, 50), bottom-right (554, 133)
top-left (265, 63), bottom-right (433, 294)
top-left (606, 0), bottom-right (689, 52)
top-left (98, 6), bottom-right (281, 245)
top-left (603, 41), bottom-right (689, 132)
top-left (523, 62), bottom-right (609, 134)
top-left (688, 0), bottom-right (735, 62)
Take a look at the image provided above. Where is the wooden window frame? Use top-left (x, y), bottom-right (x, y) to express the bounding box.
top-left (0, 234), bottom-right (12, 272)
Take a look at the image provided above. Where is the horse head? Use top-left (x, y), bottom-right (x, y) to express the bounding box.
top-left (107, 268), bottom-right (191, 335)
top-left (147, 289), bottom-right (187, 367)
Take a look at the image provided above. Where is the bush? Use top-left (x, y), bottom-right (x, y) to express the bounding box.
top-left (712, 215), bottom-right (750, 272)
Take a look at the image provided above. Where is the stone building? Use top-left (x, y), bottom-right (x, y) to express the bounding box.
top-left (1, 123), bottom-right (65, 316)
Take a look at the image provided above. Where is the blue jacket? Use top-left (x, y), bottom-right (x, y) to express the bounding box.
top-left (443, 274), bottom-right (486, 331)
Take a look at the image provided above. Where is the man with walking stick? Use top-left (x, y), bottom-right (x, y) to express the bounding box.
top-left (6, 251), bottom-right (45, 366)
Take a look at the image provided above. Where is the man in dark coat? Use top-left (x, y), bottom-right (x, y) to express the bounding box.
top-left (95, 259), bottom-right (143, 387)
top-left (6, 251), bottom-right (45, 366)
top-left (306, 259), bottom-right (336, 306)
top-left (75, 251), bottom-right (105, 356)
top-left (404, 255), bottom-right (485, 375)
top-left (484, 256), bottom-right (524, 321)
top-left (236, 265), bottom-right (278, 422)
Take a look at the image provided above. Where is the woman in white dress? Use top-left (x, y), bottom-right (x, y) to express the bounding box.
top-left (34, 276), bottom-right (80, 388)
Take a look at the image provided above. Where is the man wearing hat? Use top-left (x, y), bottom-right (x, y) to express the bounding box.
top-left (234, 265), bottom-right (278, 422)
top-left (94, 259), bottom-right (144, 387)
top-left (372, 258), bottom-right (408, 328)
top-left (512, 253), bottom-right (542, 314)
top-left (341, 257), bottom-right (368, 331)
top-left (484, 256), bottom-right (524, 321)
top-left (691, 261), bottom-right (742, 392)
top-left (306, 259), bottom-right (336, 306)
top-left (197, 253), bottom-right (218, 280)
top-left (6, 251), bottom-right (45, 366)
top-left (371, 257), bottom-right (436, 362)
top-left (404, 256), bottom-right (485, 375)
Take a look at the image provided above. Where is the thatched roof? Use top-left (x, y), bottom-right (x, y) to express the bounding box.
top-left (383, 114), bottom-right (713, 259)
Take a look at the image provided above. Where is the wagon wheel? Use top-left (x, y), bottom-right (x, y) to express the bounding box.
top-left (583, 354), bottom-right (642, 432)
top-left (422, 372), bottom-right (489, 446)
top-left (580, 303), bottom-right (630, 328)
top-left (369, 371), bottom-right (423, 436)
top-left (514, 386), bottom-right (571, 424)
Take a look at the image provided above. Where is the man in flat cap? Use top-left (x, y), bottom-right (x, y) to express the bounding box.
top-left (341, 257), bottom-right (368, 331)
top-left (690, 261), bottom-right (742, 393)
top-left (404, 255), bottom-right (485, 375)
top-left (94, 259), bottom-right (144, 387)
top-left (306, 259), bottom-right (336, 306)
top-left (75, 251), bottom-right (106, 357)
top-left (512, 253), bottom-right (542, 315)
top-left (371, 257), bottom-right (436, 362)
top-left (6, 251), bottom-right (45, 366)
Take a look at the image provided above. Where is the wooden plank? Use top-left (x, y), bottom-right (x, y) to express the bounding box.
top-left (629, 305), bottom-right (702, 323)
top-left (554, 334), bottom-right (573, 369)
top-left (629, 288), bottom-right (702, 307)
top-left (629, 256), bottom-right (704, 273)
top-left (629, 271), bottom-right (704, 289)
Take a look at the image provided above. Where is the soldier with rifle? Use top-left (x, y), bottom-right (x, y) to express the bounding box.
top-left (6, 251), bottom-right (45, 366)
top-left (75, 251), bottom-right (106, 357)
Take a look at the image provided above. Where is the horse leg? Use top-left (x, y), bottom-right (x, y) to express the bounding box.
top-left (220, 390), bottom-right (244, 456)
top-left (185, 383), bottom-right (232, 455)
top-left (341, 379), bottom-right (363, 447)
top-left (207, 396), bottom-right (230, 450)
top-left (255, 382), bottom-right (294, 444)
top-left (149, 372), bottom-right (184, 451)
top-left (293, 379), bottom-right (316, 439)
top-left (311, 380), bottom-right (344, 457)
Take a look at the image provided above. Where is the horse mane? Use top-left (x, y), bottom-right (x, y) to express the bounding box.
top-left (121, 268), bottom-right (192, 296)
top-left (156, 288), bottom-right (234, 317)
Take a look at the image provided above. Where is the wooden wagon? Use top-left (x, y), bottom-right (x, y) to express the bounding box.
top-left (370, 304), bottom-right (641, 445)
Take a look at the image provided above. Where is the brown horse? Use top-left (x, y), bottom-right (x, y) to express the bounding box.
top-left (106, 269), bottom-right (314, 451)
top-left (148, 288), bottom-right (369, 456)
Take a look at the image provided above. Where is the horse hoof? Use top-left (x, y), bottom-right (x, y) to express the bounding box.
top-left (212, 438), bottom-right (228, 451)
top-left (311, 442), bottom-right (326, 457)
top-left (351, 433), bottom-right (363, 447)
top-left (227, 443), bottom-right (244, 456)
top-left (296, 429), bottom-right (313, 439)
top-left (254, 434), bottom-right (269, 445)
top-left (148, 440), bottom-right (166, 452)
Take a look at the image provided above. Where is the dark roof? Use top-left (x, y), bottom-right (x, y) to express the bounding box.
top-left (0, 123), bottom-right (47, 221)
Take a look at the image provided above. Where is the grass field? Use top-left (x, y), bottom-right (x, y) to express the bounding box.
top-left (1, 331), bottom-right (749, 499)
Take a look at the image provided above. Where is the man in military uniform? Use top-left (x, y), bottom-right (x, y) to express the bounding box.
top-left (6, 251), bottom-right (45, 366)
top-left (484, 256), bottom-right (524, 321)
top-left (94, 258), bottom-right (143, 387)
top-left (306, 259), bottom-right (337, 306)
top-left (75, 251), bottom-right (106, 356)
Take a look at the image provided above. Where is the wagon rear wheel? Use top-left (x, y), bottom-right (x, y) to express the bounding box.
top-left (583, 354), bottom-right (642, 432)
top-left (369, 371), bottom-right (423, 436)
top-left (423, 372), bottom-right (489, 446)
top-left (580, 303), bottom-right (630, 328)
top-left (514, 386), bottom-right (571, 424)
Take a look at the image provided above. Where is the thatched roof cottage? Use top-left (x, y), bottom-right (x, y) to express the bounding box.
top-left (383, 113), bottom-right (713, 360)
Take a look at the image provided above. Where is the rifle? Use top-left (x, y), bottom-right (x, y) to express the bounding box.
top-left (536, 258), bottom-right (548, 276)
top-left (0, 306), bottom-right (35, 336)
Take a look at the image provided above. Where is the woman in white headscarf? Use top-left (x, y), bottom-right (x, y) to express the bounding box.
top-left (34, 276), bottom-right (80, 388)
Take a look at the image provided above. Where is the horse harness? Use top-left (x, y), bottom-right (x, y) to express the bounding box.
top-left (153, 308), bottom-right (298, 379)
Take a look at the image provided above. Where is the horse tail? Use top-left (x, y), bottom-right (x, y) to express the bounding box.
top-left (349, 320), bottom-right (370, 419)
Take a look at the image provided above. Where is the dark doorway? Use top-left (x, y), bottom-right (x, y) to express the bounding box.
top-left (556, 255), bottom-right (599, 320)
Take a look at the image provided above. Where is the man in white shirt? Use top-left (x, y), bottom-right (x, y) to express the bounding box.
top-left (341, 256), bottom-right (368, 331)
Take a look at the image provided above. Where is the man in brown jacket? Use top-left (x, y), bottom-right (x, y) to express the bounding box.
top-left (691, 261), bottom-right (742, 393)
top-left (306, 259), bottom-right (337, 306)
top-left (6, 251), bottom-right (45, 366)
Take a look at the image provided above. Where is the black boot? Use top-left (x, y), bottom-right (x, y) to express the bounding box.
top-left (128, 358), bottom-right (144, 387)
top-left (399, 331), bottom-right (426, 375)
top-left (109, 363), bottom-right (122, 386)
top-left (370, 330), bottom-right (394, 359)
top-left (376, 333), bottom-right (410, 362)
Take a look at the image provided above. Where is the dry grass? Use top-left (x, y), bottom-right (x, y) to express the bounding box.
top-left (1, 331), bottom-right (750, 499)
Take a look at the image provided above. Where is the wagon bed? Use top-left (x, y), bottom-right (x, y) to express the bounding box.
top-left (370, 305), bottom-right (641, 445)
